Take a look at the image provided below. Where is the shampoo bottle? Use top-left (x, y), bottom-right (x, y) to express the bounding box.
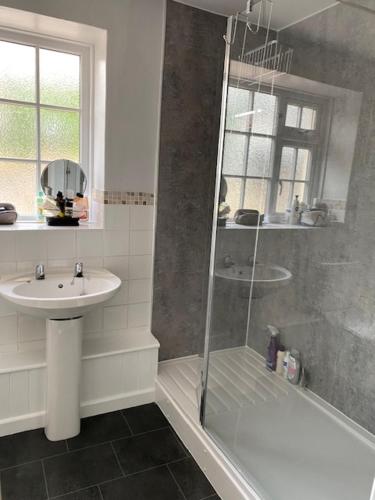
top-left (276, 346), bottom-right (286, 375)
top-left (287, 349), bottom-right (301, 385)
top-left (283, 350), bottom-right (290, 379)
top-left (266, 325), bottom-right (280, 371)
top-left (36, 191), bottom-right (45, 222)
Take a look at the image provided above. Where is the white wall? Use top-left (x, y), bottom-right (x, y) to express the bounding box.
top-left (0, 0), bottom-right (166, 193)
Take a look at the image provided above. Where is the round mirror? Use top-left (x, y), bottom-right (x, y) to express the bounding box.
top-left (41, 159), bottom-right (87, 198)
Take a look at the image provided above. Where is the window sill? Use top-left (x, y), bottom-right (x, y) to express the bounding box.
top-left (0, 221), bottom-right (103, 231)
top-left (219, 221), bottom-right (325, 230)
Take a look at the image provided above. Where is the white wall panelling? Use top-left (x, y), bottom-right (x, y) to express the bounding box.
top-left (0, 329), bottom-right (159, 436)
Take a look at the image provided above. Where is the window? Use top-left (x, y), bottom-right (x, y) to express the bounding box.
top-left (0, 30), bottom-right (90, 219)
top-left (222, 84), bottom-right (328, 219)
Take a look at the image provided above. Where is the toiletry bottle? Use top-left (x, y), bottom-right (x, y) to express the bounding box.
top-left (36, 191), bottom-right (45, 222)
top-left (266, 325), bottom-right (280, 371)
top-left (56, 191), bottom-right (65, 217)
top-left (276, 346), bottom-right (286, 375)
top-left (283, 350), bottom-right (290, 379)
top-left (74, 193), bottom-right (89, 221)
top-left (287, 349), bottom-right (301, 385)
top-left (290, 195), bottom-right (300, 225)
top-left (65, 199), bottom-right (74, 218)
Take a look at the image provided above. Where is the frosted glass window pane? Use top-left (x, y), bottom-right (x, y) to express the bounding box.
top-left (293, 182), bottom-right (306, 202)
top-left (226, 86), bottom-right (253, 132)
top-left (247, 136), bottom-right (273, 177)
top-left (244, 179), bottom-right (268, 213)
top-left (301, 107), bottom-right (316, 130)
top-left (285, 104), bottom-right (300, 128)
top-left (40, 109), bottom-right (80, 162)
top-left (276, 180), bottom-right (292, 212)
top-left (252, 92), bottom-right (277, 135)
top-left (0, 104), bottom-right (37, 159)
top-left (0, 41), bottom-right (35, 102)
top-left (40, 49), bottom-right (80, 108)
top-left (222, 133), bottom-right (247, 176)
top-left (296, 149), bottom-right (311, 181)
top-left (280, 147), bottom-right (296, 179)
top-left (0, 162), bottom-right (36, 215)
top-left (225, 177), bottom-right (243, 218)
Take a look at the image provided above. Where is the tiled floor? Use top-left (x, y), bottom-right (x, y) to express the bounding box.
top-left (0, 404), bottom-right (220, 500)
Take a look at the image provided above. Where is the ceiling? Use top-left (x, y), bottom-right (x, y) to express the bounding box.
top-left (174, 0), bottom-right (339, 30)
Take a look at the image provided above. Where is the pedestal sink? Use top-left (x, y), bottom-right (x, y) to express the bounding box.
top-left (0, 268), bottom-right (121, 441)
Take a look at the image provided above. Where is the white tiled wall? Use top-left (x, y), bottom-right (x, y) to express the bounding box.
top-left (0, 205), bottom-right (154, 353)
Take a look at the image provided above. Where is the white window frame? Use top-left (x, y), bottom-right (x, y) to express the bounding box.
top-left (0, 28), bottom-right (92, 220)
top-left (224, 80), bottom-right (330, 218)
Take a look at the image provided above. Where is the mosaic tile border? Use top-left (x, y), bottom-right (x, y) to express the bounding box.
top-left (93, 189), bottom-right (154, 206)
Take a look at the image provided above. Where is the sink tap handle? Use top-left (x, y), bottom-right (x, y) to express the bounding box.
top-left (74, 262), bottom-right (84, 278)
top-left (35, 264), bottom-right (45, 280)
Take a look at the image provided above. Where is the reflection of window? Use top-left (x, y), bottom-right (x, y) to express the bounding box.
top-left (285, 104), bottom-right (316, 130)
top-left (222, 84), bottom-right (327, 218)
top-left (276, 147), bottom-right (311, 213)
top-left (0, 32), bottom-right (90, 218)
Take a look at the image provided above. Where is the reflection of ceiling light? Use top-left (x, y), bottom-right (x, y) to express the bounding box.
top-left (235, 109), bottom-right (262, 118)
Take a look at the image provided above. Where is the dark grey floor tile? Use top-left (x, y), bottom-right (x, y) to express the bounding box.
top-left (52, 486), bottom-right (101, 499)
top-left (0, 461), bottom-right (47, 500)
top-left (171, 428), bottom-right (191, 457)
top-left (113, 427), bottom-right (186, 474)
top-left (100, 466), bottom-right (185, 500)
top-left (44, 443), bottom-right (121, 497)
top-left (0, 428), bottom-right (66, 469)
top-left (67, 411), bottom-right (131, 451)
top-left (169, 457), bottom-right (215, 500)
top-left (122, 403), bottom-right (169, 434)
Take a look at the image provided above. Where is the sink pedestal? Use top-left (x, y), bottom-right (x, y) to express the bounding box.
top-left (45, 317), bottom-right (83, 441)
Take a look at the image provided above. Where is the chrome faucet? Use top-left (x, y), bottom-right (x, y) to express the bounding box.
top-left (223, 255), bottom-right (235, 268)
top-left (35, 264), bottom-right (45, 280)
top-left (73, 262), bottom-right (84, 278)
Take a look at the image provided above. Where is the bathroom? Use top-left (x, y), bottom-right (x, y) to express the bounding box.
top-left (0, 0), bottom-right (374, 498)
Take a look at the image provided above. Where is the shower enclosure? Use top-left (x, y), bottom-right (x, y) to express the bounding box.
top-left (200, 1), bottom-right (375, 499)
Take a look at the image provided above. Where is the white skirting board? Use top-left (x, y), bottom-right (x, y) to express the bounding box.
top-left (0, 328), bottom-right (159, 437)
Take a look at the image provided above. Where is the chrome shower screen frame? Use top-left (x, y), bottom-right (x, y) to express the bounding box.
top-left (199, 16), bottom-right (232, 425)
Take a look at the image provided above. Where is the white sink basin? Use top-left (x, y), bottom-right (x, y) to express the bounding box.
top-left (0, 268), bottom-right (121, 319)
top-left (0, 267), bottom-right (121, 442)
top-left (215, 264), bottom-right (292, 298)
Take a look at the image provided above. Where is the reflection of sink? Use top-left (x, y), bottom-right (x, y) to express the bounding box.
top-left (0, 269), bottom-right (121, 319)
top-left (0, 268), bottom-right (121, 441)
top-left (215, 264), bottom-right (292, 298)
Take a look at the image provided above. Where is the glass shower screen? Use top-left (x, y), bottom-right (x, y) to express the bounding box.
top-left (200, 2), bottom-right (375, 500)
